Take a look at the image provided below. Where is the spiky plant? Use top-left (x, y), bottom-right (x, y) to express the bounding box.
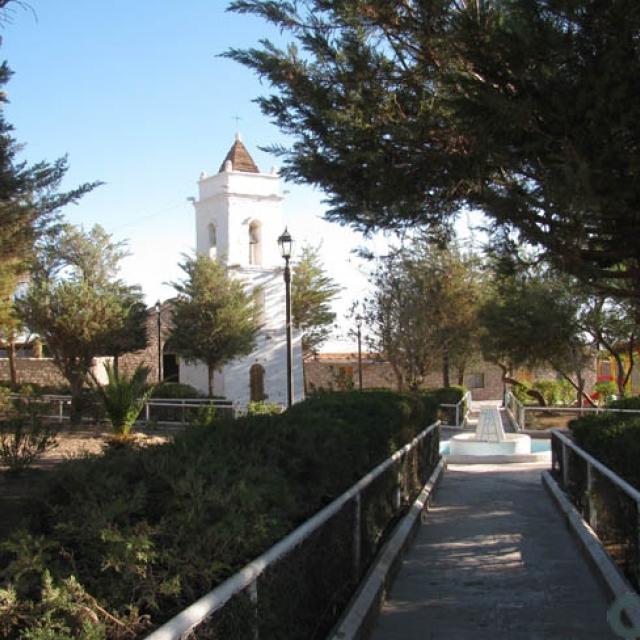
top-left (95, 363), bottom-right (152, 436)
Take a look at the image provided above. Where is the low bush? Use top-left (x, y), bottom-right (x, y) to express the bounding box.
top-left (607, 395), bottom-right (640, 411)
top-left (0, 390), bottom-right (441, 638)
top-left (246, 400), bottom-right (283, 416)
top-left (0, 400), bottom-right (58, 474)
top-left (149, 382), bottom-right (204, 399)
top-left (569, 413), bottom-right (640, 490)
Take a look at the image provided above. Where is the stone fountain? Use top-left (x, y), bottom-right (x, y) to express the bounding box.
top-left (448, 405), bottom-right (540, 463)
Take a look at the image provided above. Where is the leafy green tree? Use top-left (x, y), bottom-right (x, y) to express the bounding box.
top-left (577, 293), bottom-right (639, 397)
top-left (478, 273), bottom-right (594, 406)
top-left (169, 255), bottom-right (260, 397)
top-left (292, 244), bottom-right (341, 356)
top-left (16, 225), bottom-right (147, 423)
top-left (364, 236), bottom-right (480, 390)
top-left (227, 0), bottom-right (640, 301)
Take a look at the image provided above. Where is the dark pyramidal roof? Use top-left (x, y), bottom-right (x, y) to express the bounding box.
top-left (219, 135), bottom-right (259, 173)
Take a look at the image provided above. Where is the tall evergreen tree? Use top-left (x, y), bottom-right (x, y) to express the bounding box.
top-left (17, 225), bottom-right (147, 423)
top-left (292, 244), bottom-right (341, 356)
top-left (227, 0), bottom-right (640, 301)
top-left (169, 255), bottom-right (260, 397)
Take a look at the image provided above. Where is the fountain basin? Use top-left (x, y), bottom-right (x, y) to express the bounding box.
top-left (449, 432), bottom-right (531, 457)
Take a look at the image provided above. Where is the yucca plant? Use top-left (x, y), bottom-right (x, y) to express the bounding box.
top-left (95, 363), bottom-right (153, 436)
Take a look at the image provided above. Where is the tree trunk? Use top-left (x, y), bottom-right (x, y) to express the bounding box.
top-left (456, 363), bottom-right (466, 387)
top-left (69, 374), bottom-right (84, 426)
top-left (442, 348), bottom-right (450, 388)
top-left (113, 355), bottom-right (120, 376)
top-left (207, 364), bottom-right (214, 398)
top-left (502, 376), bottom-right (547, 406)
top-left (8, 339), bottom-right (17, 388)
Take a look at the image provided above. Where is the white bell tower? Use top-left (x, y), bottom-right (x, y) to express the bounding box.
top-left (181, 135), bottom-right (305, 406)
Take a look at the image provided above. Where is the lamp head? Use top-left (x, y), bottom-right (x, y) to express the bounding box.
top-left (278, 227), bottom-right (293, 260)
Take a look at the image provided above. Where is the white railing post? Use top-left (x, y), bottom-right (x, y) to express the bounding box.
top-left (587, 462), bottom-right (597, 531)
top-left (455, 403), bottom-right (460, 427)
top-left (58, 399), bottom-right (64, 423)
top-left (353, 493), bottom-right (361, 581)
top-left (145, 402), bottom-right (150, 424)
top-left (248, 581), bottom-right (259, 640)
top-left (562, 441), bottom-right (569, 489)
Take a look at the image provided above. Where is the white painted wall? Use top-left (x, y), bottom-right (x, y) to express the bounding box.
top-left (182, 147), bottom-right (305, 407)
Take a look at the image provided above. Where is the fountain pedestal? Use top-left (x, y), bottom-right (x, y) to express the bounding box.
top-left (448, 405), bottom-right (535, 462)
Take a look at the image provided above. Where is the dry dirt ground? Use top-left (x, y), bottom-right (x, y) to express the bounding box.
top-left (0, 423), bottom-right (181, 537)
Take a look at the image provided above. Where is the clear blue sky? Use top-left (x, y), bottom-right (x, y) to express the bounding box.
top-left (1, 1), bottom-right (386, 349)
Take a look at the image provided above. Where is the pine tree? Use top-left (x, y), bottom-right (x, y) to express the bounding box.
top-left (168, 255), bottom-right (260, 397)
top-left (292, 245), bottom-right (341, 356)
top-left (227, 0), bottom-right (640, 302)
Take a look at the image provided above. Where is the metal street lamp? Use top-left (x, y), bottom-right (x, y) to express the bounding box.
top-left (155, 300), bottom-right (162, 383)
top-left (278, 228), bottom-right (294, 407)
top-left (356, 314), bottom-right (363, 391)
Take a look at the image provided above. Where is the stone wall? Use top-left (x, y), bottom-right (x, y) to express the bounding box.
top-left (304, 355), bottom-right (506, 400)
top-left (0, 358), bottom-right (67, 388)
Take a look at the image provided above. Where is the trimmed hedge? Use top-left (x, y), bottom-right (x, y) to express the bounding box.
top-left (0, 390), bottom-right (442, 639)
top-left (569, 412), bottom-right (640, 490)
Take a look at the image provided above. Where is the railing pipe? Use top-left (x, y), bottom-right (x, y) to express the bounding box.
top-left (145, 421), bottom-right (440, 640)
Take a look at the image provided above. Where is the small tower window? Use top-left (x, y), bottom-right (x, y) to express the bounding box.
top-left (208, 223), bottom-right (217, 258)
top-left (249, 221), bottom-right (262, 266)
top-left (250, 363), bottom-right (266, 401)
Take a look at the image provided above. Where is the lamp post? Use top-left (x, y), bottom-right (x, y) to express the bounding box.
top-left (356, 314), bottom-right (363, 391)
top-left (278, 228), bottom-right (294, 407)
top-left (155, 300), bottom-right (162, 383)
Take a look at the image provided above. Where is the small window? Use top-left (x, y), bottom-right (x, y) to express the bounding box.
top-left (249, 221), bottom-right (262, 266)
top-left (467, 373), bottom-right (485, 389)
top-left (208, 223), bottom-right (217, 258)
top-left (250, 364), bottom-right (266, 401)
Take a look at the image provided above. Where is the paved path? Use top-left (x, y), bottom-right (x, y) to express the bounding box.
top-left (370, 463), bottom-right (617, 640)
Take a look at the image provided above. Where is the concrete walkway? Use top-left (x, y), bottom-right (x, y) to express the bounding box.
top-left (370, 463), bottom-right (617, 640)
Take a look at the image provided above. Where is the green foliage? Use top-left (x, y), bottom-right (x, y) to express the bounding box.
top-left (365, 237), bottom-right (481, 390)
top-left (169, 254), bottom-right (260, 397)
top-left (607, 395), bottom-right (640, 411)
top-left (226, 0), bottom-right (640, 300)
top-left (0, 390), bottom-right (443, 637)
top-left (530, 380), bottom-right (575, 407)
top-left (570, 414), bottom-right (640, 490)
top-left (16, 225), bottom-right (147, 424)
top-left (291, 245), bottom-right (341, 355)
top-left (94, 364), bottom-right (153, 436)
top-left (149, 382), bottom-right (203, 399)
top-left (0, 400), bottom-right (58, 474)
top-left (593, 381), bottom-right (618, 406)
top-left (246, 401), bottom-right (283, 416)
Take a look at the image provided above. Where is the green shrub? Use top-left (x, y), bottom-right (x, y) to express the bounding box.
top-left (570, 413), bottom-right (640, 490)
top-left (593, 380), bottom-right (618, 406)
top-left (246, 401), bottom-right (283, 416)
top-left (0, 390), bottom-right (441, 638)
top-left (94, 364), bottom-right (153, 436)
top-left (0, 401), bottom-right (58, 475)
top-left (150, 382), bottom-right (204, 399)
top-left (607, 394), bottom-right (640, 411)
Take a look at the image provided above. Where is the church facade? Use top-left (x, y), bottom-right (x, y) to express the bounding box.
top-left (179, 136), bottom-right (305, 407)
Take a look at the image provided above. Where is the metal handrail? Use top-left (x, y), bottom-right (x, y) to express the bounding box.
top-left (6, 394), bottom-right (237, 424)
top-left (551, 428), bottom-right (640, 503)
top-left (145, 420), bottom-right (441, 640)
top-left (503, 389), bottom-right (640, 431)
top-left (439, 390), bottom-right (472, 427)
